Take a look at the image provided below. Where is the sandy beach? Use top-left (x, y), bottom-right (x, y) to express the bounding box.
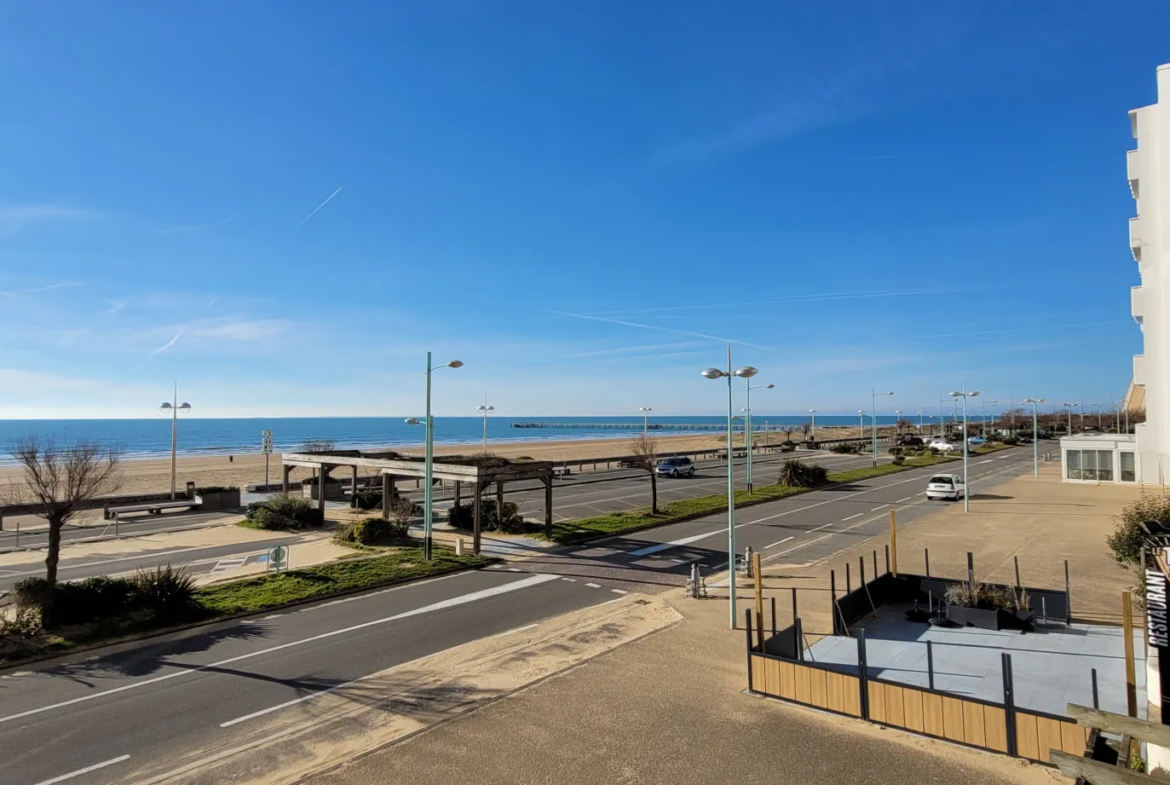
top-left (0, 427), bottom-right (868, 497)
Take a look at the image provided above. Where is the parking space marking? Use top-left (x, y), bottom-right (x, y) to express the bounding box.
top-left (764, 536), bottom-right (795, 549)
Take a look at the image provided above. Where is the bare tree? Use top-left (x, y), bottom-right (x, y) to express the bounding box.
top-left (781, 425), bottom-right (797, 443)
top-left (386, 497), bottom-right (416, 537)
top-left (6, 436), bottom-right (122, 586)
top-left (628, 434), bottom-right (661, 515)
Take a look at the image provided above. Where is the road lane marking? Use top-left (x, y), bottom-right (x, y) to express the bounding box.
top-left (809, 523), bottom-right (833, 532)
top-left (629, 530), bottom-right (720, 557)
top-left (561, 577), bottom-right (576, 582)
top-left (895, 497), bottom-right (912, 503)
top-left (585, 582), bottom-right (601, 588)
top-left (0, 574), bottom-right (561, 726)
top-left (611, 588), bottom-right (628, 594)
top-left (870, 504), bottom-right (889, 511)
top-left (33, 755), bottom-right (130, 785)
top-left (489, 623), bottom-right (539, 639)
top-left (841, 513), bottom-right (863, 521)
top-left (764, 536), bottom-right (794, 549)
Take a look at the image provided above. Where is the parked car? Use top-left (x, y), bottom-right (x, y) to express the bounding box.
top-left (927, 438), bottom-right (960, 453)
top-left (898, 435), bottom-right (924, 447)
top-left (617, 457), bottom-right (640, 468)
top-left (655, 457), bottom-right (695, 477)
top-left (926, 473), bottom-right (966, 501)
top-left (967, 436), bottom-right (986, 446)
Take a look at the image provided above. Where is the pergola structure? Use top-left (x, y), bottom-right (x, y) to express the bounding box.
top-left (280, 450), bottom-right (554, 554)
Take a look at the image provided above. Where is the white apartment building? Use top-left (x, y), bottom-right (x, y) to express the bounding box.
top-left (1129, 63), bottom-right (1170, 485)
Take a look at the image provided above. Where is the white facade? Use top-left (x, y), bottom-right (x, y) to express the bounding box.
top-left (1060, 433), bottom-right (1139, 483)
top-left (1129, 64), bottom-right (1170, 485)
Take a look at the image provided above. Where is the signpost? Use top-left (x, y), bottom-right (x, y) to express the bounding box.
top-left (1146, 565), bottom-right (1170, 723)
top-left (261, 430), bottom-right (274, 487)
top-left (266, 544), bottom-right (289, 573)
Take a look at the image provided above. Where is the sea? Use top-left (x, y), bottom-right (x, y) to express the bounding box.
top-left (0, 415), bottom-right (905, 463)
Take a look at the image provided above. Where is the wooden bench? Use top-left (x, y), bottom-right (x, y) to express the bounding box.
top-left (105, 500), bottom-right (197, 520)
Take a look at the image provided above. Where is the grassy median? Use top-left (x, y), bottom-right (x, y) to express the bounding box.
top-left (547, 451), bottom-right (970, 545)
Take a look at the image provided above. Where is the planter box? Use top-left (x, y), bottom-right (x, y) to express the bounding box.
top-left (946, 605), bottom-right (1035, 631)
top-left (303, 482), bottom-right (344, 501)
top-left (195, 489), bottom-right (241, 511)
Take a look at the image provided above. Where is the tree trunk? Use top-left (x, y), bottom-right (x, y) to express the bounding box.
top-left (649, 470), bottom-right (658, 515)
top-left (45, 513), bottom-right (63, 586)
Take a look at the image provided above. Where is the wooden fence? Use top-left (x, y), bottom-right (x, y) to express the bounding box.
top-left (746, 618), bottom-right (1088, 765)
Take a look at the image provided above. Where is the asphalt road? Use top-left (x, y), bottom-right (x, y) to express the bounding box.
top-left (0, 447), bottom-right (1036, 784)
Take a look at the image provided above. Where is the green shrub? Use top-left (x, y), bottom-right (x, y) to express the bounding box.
top-left (777, 459), bottom-right (828, 488)
top-left (1108, 493), bottom-right (1170, 568)
top-left (351, 489), bottom-right (383, 510)
top-left (196, 486), bottom-right (237, 494)
top-left (246, 496), bottom-right (323, 530)
top-left (1001, 437), bottom-right (1019, 446)
top-left (352, 518), bottom-right (396, 545)
top-left (2, 606), bottom-right (43, 637)
top-left (132, 565), bottom-right (198, 623)
top-left (829, 442), bottom-right (862, 454)
top-left (14, 575), bottom-right (139, 628)
top-left (448, 500), bottom-right (526, 533)
top-left (332, 521), bottom-right (357, 545)
top-left (892, 455), bottom-right (906, 465)
top-left (12, 577), bottom-right (51, 609)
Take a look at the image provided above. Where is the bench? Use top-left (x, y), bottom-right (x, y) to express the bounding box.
top-left (552, 466), bottom-right (572, 477)
top-left (104, 500), bottom-right (197, 520)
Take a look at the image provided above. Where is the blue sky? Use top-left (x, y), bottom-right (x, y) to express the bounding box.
top-left (0, 2), bottom-right (1165, 418)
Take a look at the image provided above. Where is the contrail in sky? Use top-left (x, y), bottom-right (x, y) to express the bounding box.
top-left (295, 187), bottom-right (343, 230)
top-left (148, 331), bottom-right (182, 359)
top-left (543, 309), bottom-right (773, 351)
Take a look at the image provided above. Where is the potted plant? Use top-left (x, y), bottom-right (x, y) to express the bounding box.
top-left (944, 583), bottom-right (1034, 631)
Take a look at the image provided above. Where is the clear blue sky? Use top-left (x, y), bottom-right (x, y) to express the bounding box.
top-left (1, 2), bottom-right (1165, 418)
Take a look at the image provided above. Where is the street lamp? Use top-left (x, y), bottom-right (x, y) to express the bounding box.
top-left (1023, 398), bottom-right (1045, 478)
top-left (1061, 402), bottom-right (1078, 436)
top-left (858, 410), bottom-right (865, 440)
top-left (871, 389), bottom-right (894, 468)
top-left (639, 406), bottom-right (653, 437)
top-left (406, 352), bottom-right (462, 560)
top-left (702, 348), bottom-right (758, 630)
top-left (476, 401), bottom-right (495, 454)
top-left (950, 387), bottom-right (980, 513)
top-left (895, 410), bottom-right (902, 436)
top-left (986, 400), bottom-right (999, 438)
top-left (916, 409), bottom-right (924, 432)
top-left (1091, 403), bottom-right (1102, 430)
top-left (744, 383), bottom-right (774, 493)
top-left (808, 409), bottom-right (817, 440)
top-left (159, 384), bottom-right (192, 500)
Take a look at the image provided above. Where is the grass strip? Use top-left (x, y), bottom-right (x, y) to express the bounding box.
top-left (548, 452), bottom-right (969, 545)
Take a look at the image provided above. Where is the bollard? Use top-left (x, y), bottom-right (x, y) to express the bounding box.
top-left (743, 545), bottom-right (754, 578)
top-left (455, 538), bottom-right (464, 556)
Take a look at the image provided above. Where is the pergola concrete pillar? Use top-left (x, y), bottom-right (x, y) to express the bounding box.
top-left (495, 481), bottom-right (504, 518)
top-left (282, 464), bottom-right (291, 496)
top-left (351, 465), bottom-right (359, 501)
top-left (317, 466), bottom-right (326, 515)
top-left (454, 481), bottom-right (461, 508)
top-left (543, 476), bottom-right (553, 539)
top-left (473, 481), bottom-right (483, 555)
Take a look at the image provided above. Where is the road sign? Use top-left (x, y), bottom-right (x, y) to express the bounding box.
top-left (266, 544), bottom-right (289, 573)
top-left (261, 430), bottom-right (274, 454)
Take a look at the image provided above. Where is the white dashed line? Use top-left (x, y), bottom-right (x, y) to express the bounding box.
top-left (506, 568), bottom-right (523, 572)
top-left (611, 589), bottom-right (628, 594)
top-left (490, 623), bottom-right (539, 638)
top-left (841, 513), bottom-right (863, 521)
top-left (810, 522), bottom-right (833, 532)
top-left (765, 536), bottom-right (795, 549)
top-left (895, 497), bottom-right (912, 503)
top-left (33, 755), bottom-right (131, 785)
top-left (585, 583), bottom-right (601, 589)
top-left (561, 577), bottom-right (576, 582)
top-left (870, 504), bottom-right (889, 511)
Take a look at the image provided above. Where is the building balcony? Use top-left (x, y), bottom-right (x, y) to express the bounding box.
top-left (1127, 148), bottom-right (1141, 199)
top-left (1135, 354), bottom-right (1147, 387)
top-left (1132, 285), bottom-right (1147, 323)
top-left (1131, 216), bottom-right (1143, 262)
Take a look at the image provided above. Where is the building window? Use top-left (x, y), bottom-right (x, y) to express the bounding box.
top-left (1066, 449), bottom-right (1081, 480)
top-left (1121, 452), bottom-right (1136, 482)
top-left (1082, 450), bottom-right (1098, 481)
top-left (1097, 450), bottom-right (1114, 481)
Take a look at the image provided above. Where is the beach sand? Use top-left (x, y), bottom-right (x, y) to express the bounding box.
top-left (0, 427), bottom-right (864, 497)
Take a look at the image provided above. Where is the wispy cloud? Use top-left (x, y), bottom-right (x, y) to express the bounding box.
top-left (148, 331), bottom-right (183, 359)
top-left (295, 187), bottom-right (343, 230)
top-left (566, 341), bottom-right (708, 359)
top-left (0, 205), bottom-right (99, 236)
top-left (1, 281), bottom-right (86, 297)
top-left (205, 298), bottom-right (219, 309)
top-left (591, 289), bottom-right (951, 317)
top-left (543, 309), bottom-right (772, 351)
top-left (156, 216), bottom-right (234, 235)
top-left (924, 320), bottom-right (1130, 340)
top-left (188, 319), bottom-right (288, 342)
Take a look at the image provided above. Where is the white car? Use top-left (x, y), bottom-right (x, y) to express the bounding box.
top-left (926, 473), bottom-right (966, 501)
top-left (928, 439), bottom-right (960, 453)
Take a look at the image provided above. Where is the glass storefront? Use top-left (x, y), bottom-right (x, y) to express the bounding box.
top-left (1065, 449), bottom-right (1114, 481)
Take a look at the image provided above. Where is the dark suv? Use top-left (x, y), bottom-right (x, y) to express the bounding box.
top-left (655, 457), bottom-right (695, 477)
top-left (898, 435), bottom-right (924, 447)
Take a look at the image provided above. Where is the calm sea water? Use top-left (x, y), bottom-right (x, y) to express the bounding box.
top-left (0, 415), bottom-right (905, 461)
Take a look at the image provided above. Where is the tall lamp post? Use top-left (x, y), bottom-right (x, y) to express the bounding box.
top-left (858, 410), bottom-right (865, 440)
top-left (916, 409), bottom-right (924, 432)
top-left (1091, 403), bottom-right (1102, 430)
top-left (1061, 402), bottom-right (1078, 437)
top-left (1023, 398), bottom-right (1045, 478)
top-left (477, 400), bottom-right (495, 453)
top-left (894, 410), bottom-right (902, 436)
top-left (639, 406), bottom-right (653, 437)
top-left (744, 383), bottom-right (774, 493)
top-left (987, 400), bottom-right (999, 437)
top-left (950, 386), bottom-right (980, 513)
top-left (702, 348), bottom-right (758, 630)
top-left (871, 389), bottom-right (894, 468)
top-left (405, 352), bottom-right (462, 561)
top-left (159, 384), bottom-right (192, 500)
top-left (808, 409), bottom-right (817, 440)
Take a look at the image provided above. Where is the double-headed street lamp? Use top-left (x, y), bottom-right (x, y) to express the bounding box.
top-left (895, 410), bottom-right (902, 435)
top-left (1023, 398), bottom-right (1045, 478)
top-left (950, 387), bottom-right (980, 513)
top-left (744, 383), bottom-right (774, 493)
top-left (639, 406), bottom-right (653, 437)
top-left (476, 401), bottom-right (495, 453)
top-left (858, 410), bottom-right (865, 439)
top-left (808, 409), bottom-right (817, 440)
top-left (702, 348), bottom-right (758, 630)
top-left (159, 384), bottom-right (192, 500)
top-left (405, 352), bottom-right (463, 560)
top-left (871, 389), bottom-right (894, 468)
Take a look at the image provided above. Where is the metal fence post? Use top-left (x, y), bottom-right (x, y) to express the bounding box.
top-left (1065, 560), bottom-right (1072, 625)
top-left (857, 629), bottom-right (870, 720)
top-left (924, 547), bottom-right (930, 577)
top-left (927, 640), bottom-right (935, 690)
top-left (745, 609), bottom-right (754, 693)
top-left (884, 545), bottom-right (890, 574)
top-left (1002, 653), bottom-right (1017, 757)
top-left (873, 549), bottom-right (878, 580)
top-left (846, 562), bottom-right (851, 594)
top-left (792, 587), bottom-right (798, 625)
top-left (795, 617), bottom-right (805, 663)
top-left (1013, 555), bottom-right (1021, 590)
top-left (1091, 668), bottom-right (1099, 709)
top-left (771, 596), bottom-right (777, 636)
